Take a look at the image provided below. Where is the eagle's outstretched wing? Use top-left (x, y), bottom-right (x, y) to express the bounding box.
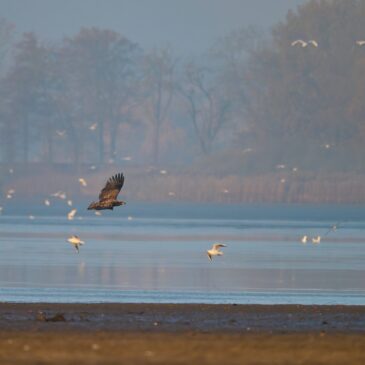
top-left (98, 173), bottom-right (124, 201)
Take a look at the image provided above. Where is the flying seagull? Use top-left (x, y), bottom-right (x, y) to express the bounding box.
top-left (51, 191), bottom-right (67, 200)
top-left (356, 40), bottom-right (365, 46)
top-left (6, 188), bottom-right (15, 199)
top-left (324, 222), bottom-right (341, 236)
top-left (291, 40), bottom-right (308, 47)
top-left (87, 173), bottom-right (126, 210)
top-left (67, 208), bottom-right (77, 220)
top-left (207, 243), bottom-right (227, 261)
top-left (78, 178), bottom-right (87, 187)
top-left (67, 235), bottom-right (84, 253)
top-left (301, 235), bottom-right (308, 244)
top-left (312, 236), bottom-right (321, 244)
top-left (56, 130), bottom-right (66, 137)
top-left (89, 123), bottom-right (98, 131)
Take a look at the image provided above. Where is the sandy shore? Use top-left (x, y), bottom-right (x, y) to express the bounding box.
top-left (1, 303), bottom-right (365, 364)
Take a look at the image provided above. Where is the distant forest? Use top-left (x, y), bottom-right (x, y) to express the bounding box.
top-left (2, 0), bottom-right (365, 203)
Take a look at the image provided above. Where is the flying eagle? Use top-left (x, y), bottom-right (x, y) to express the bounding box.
top-left (87, 173), bottom-right (126, 210)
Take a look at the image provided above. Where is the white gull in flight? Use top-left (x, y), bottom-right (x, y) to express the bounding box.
top-left (207, 243), bottom-right (227, 261)
top-left (67, 235), bottom-right (85, 253)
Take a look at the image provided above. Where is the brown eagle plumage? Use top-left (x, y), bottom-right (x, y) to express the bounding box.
top-left (87, 173), bottom-right (126, 210)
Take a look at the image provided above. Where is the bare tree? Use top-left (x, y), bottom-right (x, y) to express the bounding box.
top-left (209, 26), bottom-right (264, 144)
top-left (180, 62), bottom-right (231, 155)
top-left (0, 18), bottom-right (15, 163)
top-left (64, 28), bottom-right (140, 164)
top-left (4, 33), bottom-right (47, 164)
top-left (0, 18), bottom-right (14, 75)
top-left (141, 47), bottom-right (176, 165)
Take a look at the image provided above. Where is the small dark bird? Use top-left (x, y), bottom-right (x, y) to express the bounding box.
top-left (87, 173), bottom-right (126, 210)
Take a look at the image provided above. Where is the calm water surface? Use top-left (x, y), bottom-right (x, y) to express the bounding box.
top-left (1, 203), bottom-right (365, 305)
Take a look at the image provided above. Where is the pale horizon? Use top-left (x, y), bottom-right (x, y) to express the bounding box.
top-left (0, 0), bottom-right (305, 55)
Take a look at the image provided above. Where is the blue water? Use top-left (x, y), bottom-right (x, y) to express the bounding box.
top-left (1, 203), bottom-right (365, 305)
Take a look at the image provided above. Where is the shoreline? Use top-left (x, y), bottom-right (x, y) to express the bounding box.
top-left (1, 303), bottom-right (365, 333)
top-left (1, 303), bottom-right (365, 364)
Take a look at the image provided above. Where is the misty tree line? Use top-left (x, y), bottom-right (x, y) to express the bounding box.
top-left (1, 0), bottom-right (365, 174)
top-left (0, 23), bottom-right (240, 168)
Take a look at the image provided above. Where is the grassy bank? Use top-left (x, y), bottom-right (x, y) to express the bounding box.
top-left (2, 164), bottom-right (365, 204)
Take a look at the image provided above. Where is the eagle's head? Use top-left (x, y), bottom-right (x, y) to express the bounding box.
top-left (115, 201), bottom-right (127, 206)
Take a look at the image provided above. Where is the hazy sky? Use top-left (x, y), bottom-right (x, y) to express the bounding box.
top-left (0, 0), bottom-right (306, 55)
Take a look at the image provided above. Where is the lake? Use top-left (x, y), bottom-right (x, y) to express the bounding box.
top-left (1, 202), bottom-right (365, 305)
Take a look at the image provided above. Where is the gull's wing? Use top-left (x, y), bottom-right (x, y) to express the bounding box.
top-left (324, 227), bottom-right (333, 236)
top-left (324, 221), bottom-right (341, 236)
top-left (99, 173), bottom-right (124, 201)
top-left (291, 40), bottom-right (305, 46)
top-left (213, 243), bottom-right (227, 250)
top-left (309, 40), bottom-right (318, 47)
